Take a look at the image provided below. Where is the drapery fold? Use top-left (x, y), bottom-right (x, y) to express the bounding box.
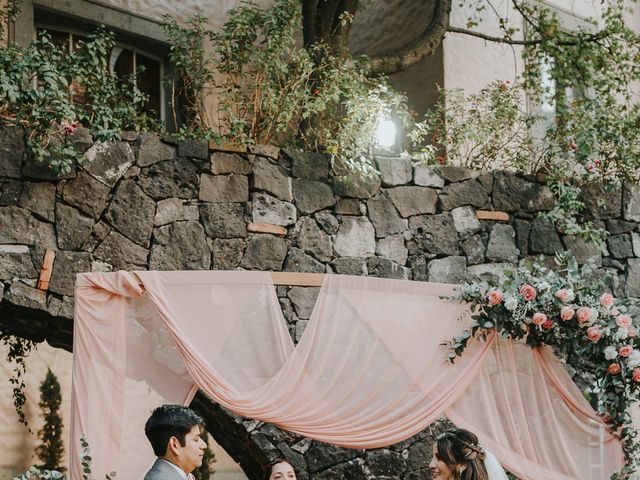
top-left (71, 271), bottom-right (624, 480)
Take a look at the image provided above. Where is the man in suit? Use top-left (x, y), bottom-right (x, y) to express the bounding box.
top-left (144, 404), bottom-right (207, 480)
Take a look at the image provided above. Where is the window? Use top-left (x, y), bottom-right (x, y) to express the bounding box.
top-left (12, 0), bottom-right (171, 125)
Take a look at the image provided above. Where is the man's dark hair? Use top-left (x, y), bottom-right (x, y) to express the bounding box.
top-left (144, 404), bottom-right (204, 457)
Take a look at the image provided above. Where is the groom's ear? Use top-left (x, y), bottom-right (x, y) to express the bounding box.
top-left (167, 435), bottom-right (181, 455)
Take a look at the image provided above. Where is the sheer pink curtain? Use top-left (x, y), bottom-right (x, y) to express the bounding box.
top-left (71, 271), bottom-right (623, 480)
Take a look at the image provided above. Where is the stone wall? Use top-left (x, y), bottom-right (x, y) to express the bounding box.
top-left (1, 126), bottom-right (640, 479)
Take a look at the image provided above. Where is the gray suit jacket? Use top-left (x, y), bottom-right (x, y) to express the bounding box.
top-left (144, 459), bottom-right (185, 480)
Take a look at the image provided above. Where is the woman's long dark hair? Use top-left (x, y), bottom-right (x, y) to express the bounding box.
top-left (264, 458), bottom-right (295, 480)
top-left (435, 429), bottom-right (489, 480)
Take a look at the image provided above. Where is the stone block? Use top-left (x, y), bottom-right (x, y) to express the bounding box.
top-left (607, 234), bottom-right (634, 259)
top-left (376, 234), bottom-right (408, 265)
top-left (387, 186), bottom-right (438, 217)
top-left (137, 134), bottom-right (176, 167)
top-left (0, 206), bottom-right (56, 248)
top-left (251, 157), bottom-right (292, 201)
top-left (580, 182), bottom-right (621, 219)
top-left (62, 169), bottom-right (110, 218)
top-left (296, 217), bottom-right (333, 262)
top-left (451, 206), bottom-right (481, 237)
top-left (466, 263), bottom-right (515, 284)
top-left (212, 238), bottom-right (245, 269)
top-left (252, 192), bottom-right (296, 226)
top-left (367, 194), bottom-right (407, 238)
top-left (104, 180), bottom-right (155, 247)
top-left (149, 221), bottom-right (210, 270)
top-left (211, 152), bottom-right (251, 174)
top-left (334, 174), bottom-right (381, 199)
top-left (624, 184), bottom-right (640, 222)
top-left (18, 182), bottom-right (56, 222)
top-left (284, 248), bottom-right (325, 273)
top-left (178, 139), bottom-right (209, 159)
top-left (409, 214), bottom-right (459, 256)
top-left (334, 198), bottom-right (363, 215)
top-left (414, 165), bottom-right (444, 188)
top-left (0, 244), bottom-right (37, 279)
top-left (529, 217), bottom-right (563, 255)
top-left (94, 231), bottom-right (148, 270)
top-left (0, 126), bottom-right (24, 178)
top-left (427, 256), bottom-right (467, 284)
top-left (632, 232), bottom-right (640, 257)
top-left (0, 181), bottom-right (21, 206)
top-left (492, 172), bottom-right (554, 212)
top-left (461, 234), bottom-right (485, 265)
top-left (248, 144), bottom-right (280, 160)
top-left (331, 257), bottom-right (367, 276)
top-left (154, 198), bottom-right (184, 226)
top-left (139, 158), bottom-right (201, 200)
top-left (434, 165), bottom-right (475, 183)
top-left (514, 218), bottom-right (530, 255)
top-left (314, 211), bottom-right (339, 235)
top-left (288, 286), bottom-right (320, 320)
top-left (287, 149), bottom-right (330, 181)
top-left (199, 174), bottom-right (249, 203)
top-left (4, 281), bottom-right (46, 309)
top-left (367, 256), bottom-right (410, 279)
top-left (55, 203), bottom-right (95, 250)
top-left (562, 235), bottom-right (602, 266)
top-left (49, 251), bottom-right (91, 296)
top-left (293, 178), bottom-right (336, 214)
top-left (486, 224), bottom-right (518, 263)
top-left (241, 235), bottom-right (287, 270)
top-left (626, 258), bottom-right (640, 297)
top-left (606, 219), bottom-right (636, 235)
top-left (84, 141), bottom-right (134, 187)
top-left (334, 216), bottom-right (376, 257)
top-left (439, 179), bottom-right (489, 210)
top-left (376, 155), bottom-right (412, 186)
top-left (199, 203), bottom-right (247, 238)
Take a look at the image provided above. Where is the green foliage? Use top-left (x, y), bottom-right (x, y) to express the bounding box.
top-left (36, 369), bottom-right (65, 472)
top-left (0, 24), bottom-right (157, 173)
top-left (449, 252), bottom-right (640, 475)
top-left (192, 430), bottom-right (216, 480)
top-left (1, 334), bottom-right (37, 427)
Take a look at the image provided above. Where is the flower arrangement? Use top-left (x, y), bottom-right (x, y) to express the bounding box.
top-left (448, 252), bottom-right (640, 476)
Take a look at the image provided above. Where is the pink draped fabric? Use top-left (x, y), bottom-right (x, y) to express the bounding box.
top-left (71, 271), bottom-right (624, 480)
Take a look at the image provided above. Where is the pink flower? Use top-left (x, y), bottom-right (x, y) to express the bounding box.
top-left (616, 315), bottom-right (632, 328)
top-left (628, 327), bottom-right (637, 338)
top-left (633, 369), bottom-right (640, 382)
top-left (576, 307), bottom-right (592, 324)
top-left (560, 307), bottom-right (575, 321)
top-left (600, 293), bottom-right (614, 307)
top-left (569, 142), bottom-right (577, 150)
top-left (542, 318), bottom-right (554, 330)
top-left (487, 290), bottom-right (504, 306)
top-left (63, 120), bottom-right (79, 135)
top-left (619, 345), bottom-right (633, 357)
top-left (607, 363), bottom-right (621, 375)
top-left (587, 326), bottom-right (602, 343)
top-left (520, 284), bottom-right (537, 301)
top-left (532, 312), bottom-right (547, 326)
top-left (555, 289), bottom-right (573, 302)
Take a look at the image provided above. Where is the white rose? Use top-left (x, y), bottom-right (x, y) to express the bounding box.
top-left (604, 346), bottom-right (618, 360)
top-left (615, 327), bottom-right (629, 341)
top-left (505, 297), bottom-right (518, 311)
top-left (628, 351), bottom-right (640, 369)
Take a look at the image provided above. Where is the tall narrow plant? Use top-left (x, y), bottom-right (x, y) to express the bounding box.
top-left (36, 369), bottom-right (65, 472)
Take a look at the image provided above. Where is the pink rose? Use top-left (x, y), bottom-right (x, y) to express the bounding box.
top-left (532, 312), bottom-right (547, 326)
top-left (63, 120), bottom-right (79, 135)
top-left (587, 326), bottom-right (602, 343)
top-left (542, 318), bottom-right (554, 330)
top-left (576, 307), bottom-right (592, 324)
top-left (619, 345), bottom-right (633, 357)
top-left (610, 308), bottom-right (620, 317)
top-left (555, 289), bottom-right (573, 302)
top-left (633, 369), bottom-right (640, 382)
top-left (607, 363), bottom-right (621, 375)
top-left (487, 290), bottom-right (504, 306)
top-left (520, 284), bottom-right (537, 301)
top-left (616, 315), bottom-right (632, 328)
top-left (600, 293), bottom-right (614, 307)
top-left (560, 307), bottom-right (575, 321)
top-left (628, 327), bottom-right (637, 338)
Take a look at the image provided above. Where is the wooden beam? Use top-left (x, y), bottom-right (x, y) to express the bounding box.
top-left (270, 272), bottom-right (325, 287)
top-left (37, 249), bottom-right (56, 291)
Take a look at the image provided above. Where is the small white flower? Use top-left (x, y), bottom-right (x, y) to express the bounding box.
top-left (590, 309), bottom-right (599, 322)
top-left (538, 281), bottom-right (551, 291)
top-left (505, 297), bottom-right (518, 311)
top-left (604, 346), bottom-right (618, 360)
top-left (615, 327), bottom-right (629, 341)
top-left (628, 350), bottom-right (640, 369)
